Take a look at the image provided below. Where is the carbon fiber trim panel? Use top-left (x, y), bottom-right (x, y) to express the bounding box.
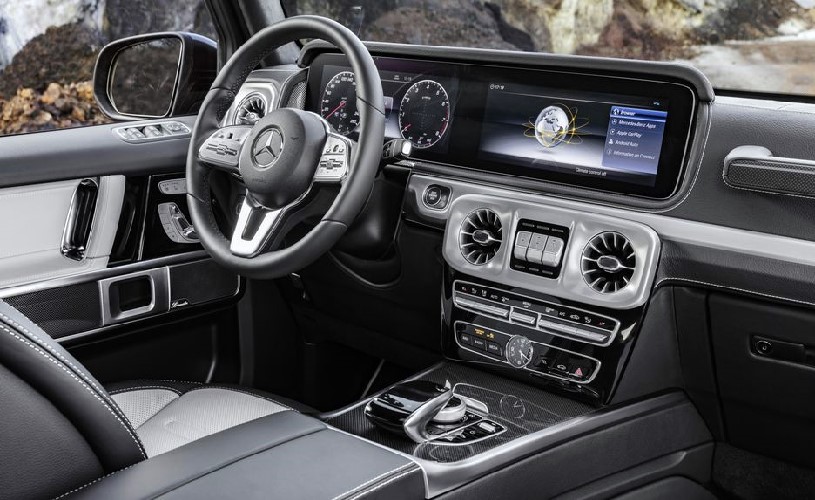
top-left (724, 157), bottom-right (815, 197)
top-left (325, 362), bottom-right (592, 463)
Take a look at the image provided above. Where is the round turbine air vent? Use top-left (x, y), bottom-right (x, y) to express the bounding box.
top-left (234, 93), bottom-right (267, 125)
top-left (459, 209), bottom-right (503, 265)
top-left (581, 232), bottom-right (636, 293)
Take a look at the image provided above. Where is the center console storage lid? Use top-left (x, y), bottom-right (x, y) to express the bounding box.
top-left (67, 411), bottom-right (424, 500)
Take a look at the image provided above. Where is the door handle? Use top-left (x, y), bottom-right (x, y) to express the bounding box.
top-left (61, 178), bottom-right (99, 261)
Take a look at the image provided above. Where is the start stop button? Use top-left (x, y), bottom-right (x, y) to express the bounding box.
top-left (423, 184), bottom-right (451, 210)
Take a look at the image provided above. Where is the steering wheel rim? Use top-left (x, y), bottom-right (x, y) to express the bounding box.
top-left (186, 16), bottom-right (385, 279)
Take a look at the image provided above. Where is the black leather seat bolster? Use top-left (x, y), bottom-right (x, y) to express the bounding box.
top-left (68, 411), bottom-right (425, 500)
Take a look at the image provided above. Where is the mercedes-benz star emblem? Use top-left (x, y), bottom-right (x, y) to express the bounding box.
top-left (252, 127), bottom-right (284, 168)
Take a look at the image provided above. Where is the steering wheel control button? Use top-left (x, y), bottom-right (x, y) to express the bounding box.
top-left (315, 133), bottom-right (351, 183)
top-left (199, 126), bottom-right (252, 171)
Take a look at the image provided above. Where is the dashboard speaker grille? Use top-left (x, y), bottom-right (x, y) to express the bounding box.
top-left (459, 209), bottom-right (503, 265)
top-left (581, 232), bottom-right (636, 293)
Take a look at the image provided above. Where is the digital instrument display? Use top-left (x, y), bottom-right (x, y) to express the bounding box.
top-left (480, 83), bottom-right (669, 187)
top-left (306, 53), bottom-right (696, 199)
top-left (315, 59), bottom-right (458, 153)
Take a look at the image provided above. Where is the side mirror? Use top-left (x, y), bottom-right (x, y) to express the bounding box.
top-left (93, 32), bottom-right (217, 121)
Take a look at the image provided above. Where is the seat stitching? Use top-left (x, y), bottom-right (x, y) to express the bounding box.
top-left (183, 386), bottom-right (295, 411)
top-left (0, 323), bottom-right (147, 458)
top-left (0, 312), bottom-right (131, 423)
top-left (52, 464), bottom-right (136, 500)
top-left (109, 386), bottom-right (183, 396)
top-left (153, 379), bottom-right (204, 385)
top-left (331, 463), bottom-right (414, 500)
top-left (348, 465), bottom-right (421, 500)
top-left (0, 312), bottom-right (102, 390)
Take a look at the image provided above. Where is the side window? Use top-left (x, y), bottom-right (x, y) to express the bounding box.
top-left (0, 1), bottom-right (216, 137)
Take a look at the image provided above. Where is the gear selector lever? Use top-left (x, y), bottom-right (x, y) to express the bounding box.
top-left (364, 380), bottom-right (489, 443)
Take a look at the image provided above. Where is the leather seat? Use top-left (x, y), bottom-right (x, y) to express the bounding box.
top-left (105, 380), bottom-right (312, 457)
top-left (0, 300), bottom-right (307, 499)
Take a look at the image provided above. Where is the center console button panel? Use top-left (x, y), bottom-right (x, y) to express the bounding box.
top-left (455, 322), bottom-right (601, 384)
top-left (454, 280), bottom-right (619, 346)
top-left (510, 219), bottom-right (569, 277)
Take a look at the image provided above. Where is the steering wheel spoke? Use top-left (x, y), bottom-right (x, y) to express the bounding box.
top-left (230, 196), bottom-right (283, 257)
top-left (314, 131), bottom-right (354, 184)
top-left (197, 125), bottom-right (253, 174)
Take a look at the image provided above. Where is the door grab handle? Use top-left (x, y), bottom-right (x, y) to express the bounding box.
top-left (62, 178), bottom-right (99, 261)
top-left (724, 146), bottom-right (815, 197)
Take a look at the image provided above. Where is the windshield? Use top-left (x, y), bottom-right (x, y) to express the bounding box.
top-left (283, 0), bottom-right (815, 97)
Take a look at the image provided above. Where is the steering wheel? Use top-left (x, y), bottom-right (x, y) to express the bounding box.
top-left (186, 16), bottom-right (385, 279)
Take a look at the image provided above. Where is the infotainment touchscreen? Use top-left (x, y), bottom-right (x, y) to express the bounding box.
top-left (480, 83), bottom-right (669, 187)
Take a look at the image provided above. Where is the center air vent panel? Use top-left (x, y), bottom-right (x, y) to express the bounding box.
top-left (459, 209), bottom-right (503, 265)
top-left (581, 232), bottom-right (637, 293)
top-left (442, 193), bottom-right (660, 310)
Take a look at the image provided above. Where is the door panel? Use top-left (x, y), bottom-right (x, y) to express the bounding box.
top-left (0, 176), bottom-right (124, 287)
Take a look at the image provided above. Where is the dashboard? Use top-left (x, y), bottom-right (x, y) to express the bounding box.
top-left (305, 53), bottom-right (697, 199)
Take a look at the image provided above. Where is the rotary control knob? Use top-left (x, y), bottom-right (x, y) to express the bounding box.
top-left (506, 336), bottom-right (534, 368)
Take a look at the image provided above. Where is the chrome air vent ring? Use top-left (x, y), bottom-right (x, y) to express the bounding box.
top-left (459, 208), bottom-right (503, 265)
top-left (234, 92), bottom-right (267, 125)
top-left (581, 231), bottom-right (636, 293)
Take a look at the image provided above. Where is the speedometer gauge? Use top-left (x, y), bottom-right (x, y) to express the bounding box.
top-left (320, 71), bottom-right (359, 136)
top-left (399, 80), bottom-right (450, 149)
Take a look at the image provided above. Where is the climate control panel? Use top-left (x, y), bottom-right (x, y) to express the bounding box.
top-left (453, 280), bottom-right (619, 346)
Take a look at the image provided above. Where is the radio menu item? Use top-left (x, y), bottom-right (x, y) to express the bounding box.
top-left (602, 106), bottom-right (668, 172)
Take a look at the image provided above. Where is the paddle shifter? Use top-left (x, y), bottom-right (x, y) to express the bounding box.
top-left (364, 380), bottom-right (502, 444)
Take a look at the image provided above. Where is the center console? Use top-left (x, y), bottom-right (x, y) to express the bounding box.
top-left (442, 193), bottom-right (660, 405)
top-left (323, 172), bottom-right (674, 497)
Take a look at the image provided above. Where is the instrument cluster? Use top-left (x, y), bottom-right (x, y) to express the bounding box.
top-left (309, 55), bottom-right (459, 154)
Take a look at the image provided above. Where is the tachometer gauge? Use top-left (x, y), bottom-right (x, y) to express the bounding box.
top-left (398, 80), bottom-right (450, 149)
top-left (320, 71), bottom-right (359, 136)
